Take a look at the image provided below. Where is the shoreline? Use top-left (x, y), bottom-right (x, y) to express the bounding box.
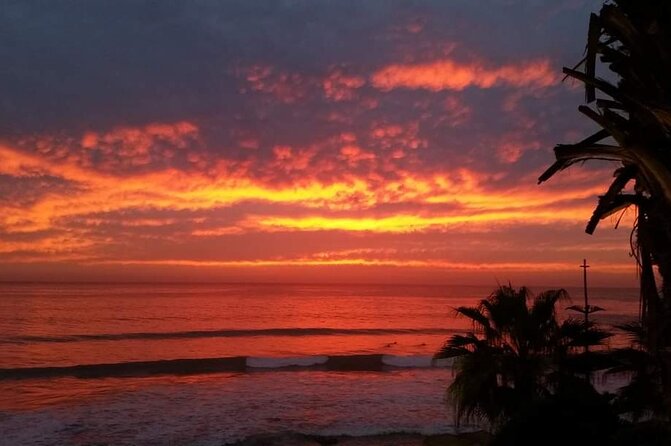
top-left (227, 431), bottom-right (491, 446)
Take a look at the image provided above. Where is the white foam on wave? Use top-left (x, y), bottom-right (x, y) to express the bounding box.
top-left (246, 356), bottom-right (329, 368)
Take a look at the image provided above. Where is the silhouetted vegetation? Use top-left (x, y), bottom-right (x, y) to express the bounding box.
top-left (538, 0), bottom-right (671, 420)
top-left (434, 286), bottom-right (671, 445)
top-left (490, 387), bottom-right (619, 446)
top-left (434, 286), bottom-right (610, 429)
top-left (431, 1), bottom-right (671, 443)
top-left (607, 322), bottom-right (670, 421)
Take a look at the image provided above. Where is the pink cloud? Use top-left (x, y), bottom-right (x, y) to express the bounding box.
top-left (77, 121), bottom-right (199, 169)
top-left (81, 121), bottom-right (198, 151)
top-left (369, 121), bottom-right (426, 152)
top-left (496, 135), bottom-right (543, 164)
top-left (322, 69), bottom-right (365, 102)
top-left (405, 19), bottom-right (425, 34)
top-left (442, 96), bottom-right (472, 126)
top-left (240, 65), bottom-right (310, 104)
top-left (339, 145), bottom-right (376, 166)
top-left (371, 58), bottom-right (558, 91)
top-left (271, 145), bottom-right (316, 173)
top-left (16, 121), bottom-right (199, 172)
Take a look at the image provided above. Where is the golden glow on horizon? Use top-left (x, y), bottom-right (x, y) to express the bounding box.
top-left (95, 257), bottom-right (635, 273)
top-left (249, 209), bottom-right (595, 233)
top-left (0, 143), bottom-right (610, 236)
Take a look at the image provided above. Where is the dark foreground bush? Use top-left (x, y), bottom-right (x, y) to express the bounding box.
top-left (490, 387), bottom-right (620, 446)
top-left (610, 421), bottom-right (671, 446)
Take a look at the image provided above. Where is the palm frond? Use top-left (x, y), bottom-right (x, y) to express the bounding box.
top-left (434, 333), bottom-right (484, 359)
top-left (454, 306), bottom-right (492, 333)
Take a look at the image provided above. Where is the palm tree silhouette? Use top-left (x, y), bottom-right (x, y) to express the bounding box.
top-left (434, 285), bottom-right (609, 428)
top-left (608, 322), bottom-right (671, 421)
top-left (538, 0), bottom-right (671, 418)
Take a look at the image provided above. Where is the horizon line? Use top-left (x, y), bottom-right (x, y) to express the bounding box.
top-left (0, 280), bottom-right (640, 290)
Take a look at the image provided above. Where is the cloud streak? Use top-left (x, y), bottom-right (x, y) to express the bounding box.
top-left (371, 58), bottom-right (559, 91)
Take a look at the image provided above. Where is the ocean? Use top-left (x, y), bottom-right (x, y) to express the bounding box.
top-left (0, 282), bottom-right (639, 445)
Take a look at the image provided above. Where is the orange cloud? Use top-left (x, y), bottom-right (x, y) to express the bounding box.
top-left (495, 137), bottom-right (542, 163)
top-left (0, 140), bottom-right (617, 229)
top-left (371, 58), bottom-right (558, 91)
top-left (0, 127), bottom-right (634, 281)
top-left (23, 121), bottom-right (200, 172)
top-left (442, 96), bottom-right (472, 126)
top-left (339, 145), bottom-right (376, 166)
top-left (81, 121), bottom-right (198, 151)
top-left (241, 65), bottom-right (310, 103)
top-left (322, 69), bottom-right (365, 101)
top-left (369, 121), bottom-right (426, 155)
top-left (0, 236), bottom-right (96, 255)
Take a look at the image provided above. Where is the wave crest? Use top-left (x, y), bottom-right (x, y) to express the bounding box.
top-left (0, 354), bottom-right (453, 380)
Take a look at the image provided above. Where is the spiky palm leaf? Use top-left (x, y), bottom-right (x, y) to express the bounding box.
top-left (434, 286), bottom-right (609, 427)
top-left (605, 322), bottom-right (671, 420)
top-left (538, 1), bottom-right (671, 418)
top-left (539, 1), bottom-right (671, 233)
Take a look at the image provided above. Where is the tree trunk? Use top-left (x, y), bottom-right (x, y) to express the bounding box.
top-left (638, 197), bottom-right (671, 419)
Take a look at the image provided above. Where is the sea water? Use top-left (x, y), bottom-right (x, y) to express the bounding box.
top-left (0, 282), bottom-right (639, 445)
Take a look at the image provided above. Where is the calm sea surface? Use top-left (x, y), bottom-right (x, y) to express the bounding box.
top-left (0, 282), bottom-right (639, 445)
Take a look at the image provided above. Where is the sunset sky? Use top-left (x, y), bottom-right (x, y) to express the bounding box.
top-left (0, 0), bottom-right (639, 286)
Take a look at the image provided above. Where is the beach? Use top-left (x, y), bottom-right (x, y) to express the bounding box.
top-left (227, 431), bottom-right (491, 445)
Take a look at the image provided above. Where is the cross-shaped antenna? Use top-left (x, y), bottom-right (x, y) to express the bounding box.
top-left (567, 259), bottom-right (605, 352)
top-left (581, 258), bottom-right (590, 323)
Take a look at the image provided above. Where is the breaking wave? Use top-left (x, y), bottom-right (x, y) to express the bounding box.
top-left (0, 354), bottom-right (454, 380)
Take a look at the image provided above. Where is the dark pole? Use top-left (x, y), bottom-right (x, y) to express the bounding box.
top-left (581, 258), bottom-right (590, 324)
top-left (568, 260), bottom-right (604, 355)
top-left (581, 259), bottom-right (590, 355)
